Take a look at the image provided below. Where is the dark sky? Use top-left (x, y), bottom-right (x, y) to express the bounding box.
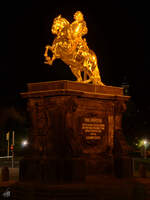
top-left (0, 0), bottom-right (149, 109)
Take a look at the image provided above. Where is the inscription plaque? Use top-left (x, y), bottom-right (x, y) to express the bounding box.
top-left (81, 117), bottom-right (105, 141)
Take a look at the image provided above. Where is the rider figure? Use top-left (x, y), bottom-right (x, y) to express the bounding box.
top-left (70, 11), bottom-right (88, 41)
top-left (68, 11), bottom-right (89, 62)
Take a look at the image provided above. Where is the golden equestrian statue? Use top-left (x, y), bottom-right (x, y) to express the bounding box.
top-left (44, 11), bottom-right (104, 85)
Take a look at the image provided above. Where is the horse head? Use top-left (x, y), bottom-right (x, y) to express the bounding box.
top-left (51, 15), bottom-right (70, 35)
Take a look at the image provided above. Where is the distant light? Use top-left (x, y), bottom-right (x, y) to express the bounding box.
top-left (21, 140), bottom-right (28, 147)
top-left (138, 139), bottom-right (149, 149)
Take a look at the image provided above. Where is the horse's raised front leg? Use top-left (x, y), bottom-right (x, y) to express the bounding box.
top-left (44, 45), bottom-right (56, 65)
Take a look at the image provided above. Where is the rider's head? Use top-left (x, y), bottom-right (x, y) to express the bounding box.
top-left (74, 11), bottom-right (84, 22)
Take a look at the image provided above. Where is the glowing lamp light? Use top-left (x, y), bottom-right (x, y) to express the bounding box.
top-left (21, 140), bottom-right (28, 147)
top-left (143, 140), bottom-right (147, 145)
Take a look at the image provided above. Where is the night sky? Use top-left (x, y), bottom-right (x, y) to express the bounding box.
top-left (0, 0), bottom-right (149, 110)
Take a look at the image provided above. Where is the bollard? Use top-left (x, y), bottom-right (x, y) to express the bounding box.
top-left (1, 166), bottom-right (9, 181)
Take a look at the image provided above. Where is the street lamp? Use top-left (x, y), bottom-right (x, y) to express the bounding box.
top-left (21, 140), bottom-right (28, 147)
top-left (143, 139), bottom-right (148, 159)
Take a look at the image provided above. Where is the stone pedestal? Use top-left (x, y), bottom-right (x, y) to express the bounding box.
top-left (19, 80), bottom-right (129, 183)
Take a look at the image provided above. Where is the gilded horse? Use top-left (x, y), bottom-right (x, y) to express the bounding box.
top-left (44, 12), bottom-right (104, 85)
